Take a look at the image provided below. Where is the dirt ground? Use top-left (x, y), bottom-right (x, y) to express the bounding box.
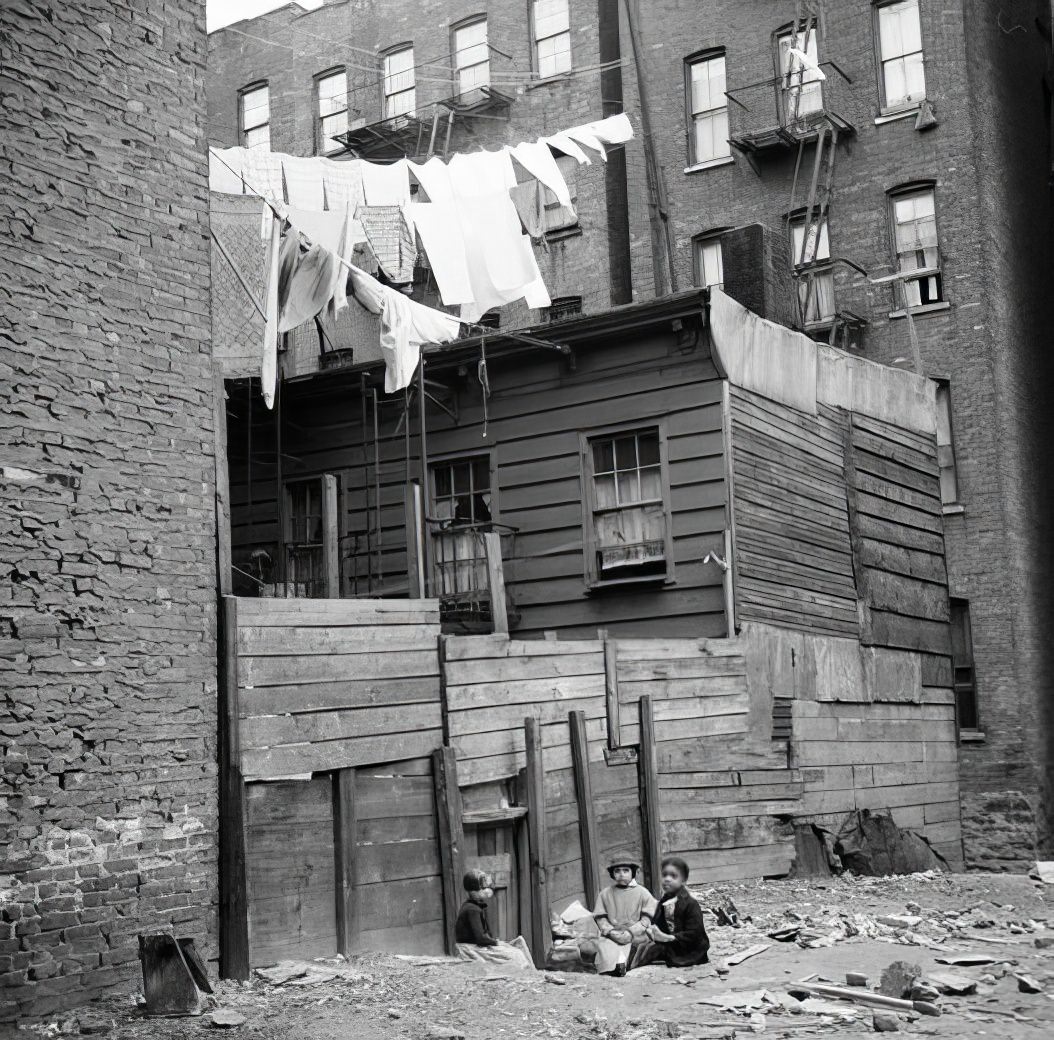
top-left (13, 872), bottom-right (1054, 1040)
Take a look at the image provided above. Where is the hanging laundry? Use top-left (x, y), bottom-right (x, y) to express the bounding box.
top-left (544, 131), bottom-right (592, 165)
top-left (285, 205), bottom-right (362, 318)
top-left (362, 158), bottom-right (410, 206)
top-left (319, 157), bottom-right (365, 212)
top-left (357, 205), bottom-right (417, 284)
top-left (447, 148), bottom-right (517, 198)
top-left (282, 156), bottom-right (326, 211)
top-left (260, 212), bottom-right (282, 409)
top-left (570, 112), bottom-right (634, 146)
top-left (406, 201), bottom-right (474, 305)
top-left (408, 156), bottom-right (455, 203)
top-left (510, 180), bottom-right (547, 240)
top-left (348, 266), bottom-right (461, 393)
top-left (563, 125), bottom-right (607, 161)
top-left (277, 233), bottom-right (342, 333)
top-left (209, 146), bottom-right (246, 194)
top-left (241, 148), bottom-right (286, 203)
top-left (509, 140), bottom-right (572, 208)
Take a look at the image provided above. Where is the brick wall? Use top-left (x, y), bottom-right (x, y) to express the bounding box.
top-left (0, 0), bottom-right (217, 1021)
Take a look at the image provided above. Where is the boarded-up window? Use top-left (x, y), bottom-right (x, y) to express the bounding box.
top-left (583, 427), bottom-right (671, 585)
top-left (430, 455), bottom-right (493, 613)
top-left (950, 598), bottom-right (978, 730)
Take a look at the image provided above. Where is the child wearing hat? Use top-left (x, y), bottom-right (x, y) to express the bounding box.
top-left (454, 868), bottom-right (535, 970)
top-left (588, 855), bottom-right (657, 976)
top-left (633, 856), bottom-right (709, 969)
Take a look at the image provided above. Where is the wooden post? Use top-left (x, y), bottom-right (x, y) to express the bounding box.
top-left (332, 768), bottom-right (357, 957)
top-left (483, 531), bottom-right (508, 634)
top-left (322, 473), bottom-right (340, 598)
top-left (637, 695), bottom-right (662, 897)
top-left (569, 710), bottom-right (601, 908)
top-left (603, 637), bottom-right (621, 749)
top-left (218, 595), bottom-right (249, 979)
top-left (514, 768), bottom-right (533, 951)
top-left (213, 366), bottom-right (232, 597)
top-left (404, 482), bottom-right (425, 599)
top-left (433, 747), bottom-right (465, 955)
top-left (524, 716), bottom-right (550, 967)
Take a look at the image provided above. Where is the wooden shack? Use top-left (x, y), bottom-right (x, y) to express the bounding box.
top-left (216, 288), bottom-right (962, 976)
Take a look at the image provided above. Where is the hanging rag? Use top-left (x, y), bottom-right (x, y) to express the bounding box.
top-left (277, 233), bottom-right (342, 333)
top-left (260, 212), bottom-right (283, 409)
top-left (408, 156), bottom-right (456, 203)
top-left (357, 205), bottom-right (417, 284)
top-left (447, 148), bottom-right (517, 198)
top-left (209, 146), bottom-right (246, 194)
top-left (569, 112), bottom-right (634, 146)
top-left (510, 180), bottom-right (547, 241)
top-left (348, 266), bottom-right (461, 392)
top-left (241, 148), bottom-right (287, 203)
top-left (362, 158), bottom-right (411, 206)
top-left (509, 140), bottom-right (572, 208)
top-left (285, 205), bottom-right (362, 318)
top-left (282, 156), bottom-right (326, 211)
top-left (563, 125), bottom-right (607, 161)
top-left (319, 157), bottom-right (366, 212)
top-left (406, 201), bottom-right (474, 305)
top-left (543, 131), bottom-right (592, 165)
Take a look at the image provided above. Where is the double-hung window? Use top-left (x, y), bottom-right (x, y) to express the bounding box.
top-left (686, 52), bottom-right (730, 166)
top-left (454, 17), bottom-right (490, 94)
top-left (583, 427), bottom-right (671, 585)
top-left (693, 234), bottom-right (725, 290)
top-left (383, 45), bottom-right (416, 118)
top-left (240, 83), bottom-right (270, 150)
top-left (790, 215), bottom-right (835, 324)
top-left (431, 455), bottom-right (493, 612)
top-left (876, 0), bottom-right (926, 110)
top-left (316, 69), bottom-right (348, 154)
top-left (891, 185), bottom-right (942, 307)
top-left (532, 0), bottom-right (572, 77)
top-left (777, 26), bottom-right (823, 121)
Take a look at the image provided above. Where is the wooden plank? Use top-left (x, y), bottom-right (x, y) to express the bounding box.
top-left (484, 532), bottom-right (509, 635)
top-left (405, 483), bottom-right (423, 599)
top-left (214, 367), bottom-right (232, 597)
top-left (447, 695), bottom-right (606, 738)
top-left (638, 696), bottom-right (662, 896)
top-left (856, 512), bottom-right (944, 554)
top-left (604, 638), bottom-right (620, 748)
top-left (524, 717), bottom-right (549, 968)
top-left (662, 815), bottom-right (794, 851)
top-left (615, 656), bottom-right (747, 681)
top-left (242, 703), bottom-right (443, 749)
top-left (444, 652), bottom-right (605, 687)
top-left (852, 411), bottom-right (937, 458)
top-left (867, 610), bottom-right (951, 655)
top-left (218, 595), bottom-right (249, 980)
top-left (322, 474), bottom-right (340, 597)
top-left (237, 596), bottom-right (440, 619)
top-left (514, 769), bottom-right (533, 953)
top-left (444, 635), bottom-right (603, 660)
top-left (239, 676), bottom-right (439, 717)
top-left (569, 710), bottom-right (601, 908)
top-left (240, 649), bottom-right (440, 688)
top-left (432, 748), bottom-right (464, 956)
top-left (333, 769), bottom-right (357, 957)
top-left (238, 624), bottom-right (440, 655)
top-left (445, 673), bottom-right (605, 714)
top-left (865, 571), bottom-right (950, 621)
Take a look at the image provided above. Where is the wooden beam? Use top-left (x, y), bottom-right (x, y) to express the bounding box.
top-left (603, 637), bottom-right (621, 749)
top-left (637, 695), bottom-right (663, 897)
top-left (212, 366), bottom-right (232, 597)
top-left (438, 633), bottom-right (450, 745)
top-left (432, 747), bottom-right (465, 955)
top-left (569, 710), bottom-right (601, 908)
top-left (404, 483), bottom-right (424, 599)
top-left (322, 473), bottom-right (340, 598)
top-left (483, 531), bottom-right (508, 635)
top-left (332, 768), bottom-right (357, 956)
top-left (514, 768), bottom-right (534, 952)
top-left (218, 595), bottom-right (249, 979)
top-left (524, 716), bottom-right (550, 967)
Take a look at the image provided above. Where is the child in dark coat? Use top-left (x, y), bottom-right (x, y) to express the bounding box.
top-left (632, 856), bottom-right (709, 968)
top-left (454, 868), bottom-right (535, 970)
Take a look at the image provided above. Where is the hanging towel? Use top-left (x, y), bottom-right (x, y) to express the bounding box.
top-left (277, 234), bottom-right (341, 333)
top-left (509, 140), bottom-right (572, 208)
top-left (282, 156), bottom-right (326, 211)
top-left (348, 266), bottom-right (461, 393)
top-left (563, 125), bottom-right (607, 161)
top-left (406, 201), bottom-right (474, 305)
top-left (408, 156), bottom-right (455, 203)
top-left (209, 147), bottom-right (246, 194)
top-left (573, 112), bottom-right (634, 145)
top-left (319, 157), bottom-right (366, 212)
top-left (362, 158), bottom-right (410, 206)
top-left (544, 132), bottom-right (592, 165)
top-left (242, 148), bottom-right (287, 203)
top-left (261, 213), bottom-right (282, 409)
top-left (286, 205), bottom-right (365, 257)
top-left (447, 148), bottom-right (517, 198)
top-left (357, 205), bottom-right (417, 284)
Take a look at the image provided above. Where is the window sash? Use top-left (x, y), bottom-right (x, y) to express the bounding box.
top-left (688, 56), bottom-right (729, 163)
top-left (455, 19), bottom-right (490, 92)
top-left (431, 456), bottom-right (492, 600)
top-left (892, 189), bottom-right (942, 305)
top-left (694, 238), bottom-right (724, 289)
top-left (384, 48), bottom-right (416, 117)
top-left (791, 218), bottom-right (831, 265)
top-left (878, 0), bottom-right (926, 106)
top-left (533, 0), bottom-right (571, 76)
top-left (241, 85), bottom-right (270, 149)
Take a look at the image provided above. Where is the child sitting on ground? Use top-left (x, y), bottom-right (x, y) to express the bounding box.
top-left (587, 855), bottom-right (657, 976)
top-left (454, 868), bottom-right (535, 970)
top-left (632, 855), bottom-right (709, 969)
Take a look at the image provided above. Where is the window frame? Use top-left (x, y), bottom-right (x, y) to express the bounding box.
top-left (579, 422), bottom-right (675, 590)
top-left (453, 14), bottom-right (490, 95)
top-left (239, 81), bottom-right (270, 150)
top-left (684, 49), bottom-right (731, 168)
top-left (933, 378), bottom-right (960, 507)
top-left (887, 181), bottom-right (944, 310)
top-left (873, 0), bottom-right (927, 114)
top-left (692, 230), bottom-right (727, 290)
top-left (314, 67), bottom-right (348, 155)
top-left (949, 597), bottom-right (979, 732)
top-left (774, 22), bottom-right (825, 125)
top-left (788, 211), bottom-right (836, 327)
top-left (283, 476), bottom-right (326, 598)
top-left (530, 0), bottom-right (573, 79)
top-left (382, 43), bottom-right (417, 120)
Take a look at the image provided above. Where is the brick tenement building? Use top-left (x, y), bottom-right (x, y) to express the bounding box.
top-left (1, 0), bottom-right (217, 1022)
top-left (206, 0), bottom-right (1054, 867)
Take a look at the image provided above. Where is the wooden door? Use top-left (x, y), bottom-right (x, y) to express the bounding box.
top-left (465, 824), bottom-right (518, 940)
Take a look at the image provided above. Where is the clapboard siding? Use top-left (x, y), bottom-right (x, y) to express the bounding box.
top-left (730, 387), bottom-right (858, 637)
top-left (226, 331), bottom-right (728, 637)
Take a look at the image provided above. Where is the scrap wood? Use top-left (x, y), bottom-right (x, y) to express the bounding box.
top-left (254, 960), bottom-right (348, 987)
top-left (698, 989), bottom-right (779, 1012)
top-left (935, 952), bottom-right (999, 966)
top-left (788, 982), bottom-right (940, 1017)
top-left (726, 943), bottom-right (771, 966)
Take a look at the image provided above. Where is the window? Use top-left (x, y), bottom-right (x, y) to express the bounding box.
top-left (891, 186), bottom-right (942, 307)
top-left (693, 234), bottom-right (724, 289)
top-left (383, 45), bottom-right (416, 118)
top-left (790, 215), bottom-right (835, 324)
top-left (934, 380), bottom-right (959, 505)
top-left (950, 598), bottom-right (978, 730)
top-left (240, 83), bottom-right (270, 150)
top-left (547, 296), bottom-right (582, 321)
top-left (316, 69), bottom-right (348, 154)
top-left (532, 0), bottom-right (572, 78)
top-left (454, 17), bottom-right (490, 94)
top-left (285, 479), bottom-right (324, 597)
top-left (877, 0), bottom-right (926, 110)
top-left (686, 52), bottom-right (730, 165)
top-left (583, 427), bottom-right (671, 584)
top-left (431, 456), bottom-right (493, 611)
top-left (777, 26), bottom-right (823, 120)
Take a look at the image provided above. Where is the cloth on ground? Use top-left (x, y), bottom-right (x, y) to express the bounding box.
top-left (260, 213), bottom-right (282, 409)
top-left (349, 265), bottom-right (461, 392)
top-left (455, 937), bottom-right (535, 970)
top-left (241, 148), bottom-right (286, 203)
top-left (591, 882), bottom-right (657, 974)
top-left (408, 156), bottom-right (455, 203)
top-left (319, 157), bottom-right (365, 212)
top-left (358, 205), bottom-right (417, 284)
top-left (362, 158), bottom-right (410, 206)
top-left (209, 146), bottom-right (246, 194)
top-left (406, 201), bottom-right (474, 305)
top-left (282, 156), bottom-right (326, 211)
top-left (509, 140), bottom-right (572, 208)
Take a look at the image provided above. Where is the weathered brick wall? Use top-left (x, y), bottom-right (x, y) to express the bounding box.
top-left (0, 0), bottom-right (217, 1021)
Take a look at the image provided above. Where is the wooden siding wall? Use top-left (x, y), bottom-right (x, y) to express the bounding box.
top-left (235, 598), bottom-right (443, 781)
top-left (730, 387), bottom-right (859, 636)
top-left (225, 332), bottom-right (729, 638)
